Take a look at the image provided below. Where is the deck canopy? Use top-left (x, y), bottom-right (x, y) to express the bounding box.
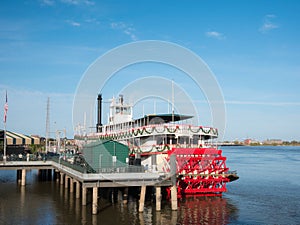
top-left (135, 113), bottom-right (193, 126)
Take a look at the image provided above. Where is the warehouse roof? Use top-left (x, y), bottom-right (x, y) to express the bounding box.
top-left (0, 130), bottom-right (40, 145)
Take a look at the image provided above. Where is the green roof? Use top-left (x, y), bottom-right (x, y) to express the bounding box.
top-left (82, 140), bottom-right (129, 170)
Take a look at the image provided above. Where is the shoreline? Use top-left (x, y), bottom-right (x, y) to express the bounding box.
top-left (220, 144), bottom-right (300, 147)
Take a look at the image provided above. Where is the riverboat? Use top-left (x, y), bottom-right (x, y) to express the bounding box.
top-left (75, 94), bottom-right (238, 197)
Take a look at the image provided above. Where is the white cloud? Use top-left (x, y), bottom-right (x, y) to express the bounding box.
top-left (205, 31), bottom-right (225, 40)
top-left (84, 18), bottom-right (100, 25)
top-left (40, 0), bottom-right (95, 6)
top-left (60, 0), bottom-right (94, 6)
top-left (111, 22), bottom-right (125, 30)
top-left (40, 0), bottom-right (55, 6)
top-left (260, 14), bottom-right (279, 33)
top-left (110, 22), bottom-right (138, 41)
top-left (66, 20), bottom-right (81, 27)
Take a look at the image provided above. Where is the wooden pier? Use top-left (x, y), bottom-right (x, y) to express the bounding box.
top-left (0, 160), bottom-right (177, 214)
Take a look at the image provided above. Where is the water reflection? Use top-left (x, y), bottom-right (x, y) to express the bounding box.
top-left (20, 186), bottom-right (26, 217)
top-left (81, 205), bottom-right (86, 224)
top-left (108, 195), bottom-right (238, 225)
top-left (177, 196), bottom-right (238, 225)
top-left (92, 214), bottom-right (97, 225)
top-left (0, 170), bottom-right (239, 225)
top-left (171, 210), bottom-right (178, 224)
top-left (2, 147), bottom-right (300, 224)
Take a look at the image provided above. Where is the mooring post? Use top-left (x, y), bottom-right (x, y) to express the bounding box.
top-left (82, 187), bottom-right (87, 206)
top-left (139, 185), bottom-right (146, 212)
top-left (92, 187), bottom-right (98, 214)
top-left (21, 169), bottom-right (26, 186)
top-left (156, 186), bottom-right (161, 211)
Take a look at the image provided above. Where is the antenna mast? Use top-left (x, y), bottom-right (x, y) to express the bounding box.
top-left (172, 80), bottom-right (174, 122)
top-left (45, 97), bottom-right (50, 153)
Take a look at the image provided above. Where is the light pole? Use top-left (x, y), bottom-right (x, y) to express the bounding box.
top-left (56, 128), bottom-right (66, 154)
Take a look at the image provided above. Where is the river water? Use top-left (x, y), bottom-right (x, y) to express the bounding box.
top-left (0, 146), bottom-right (299, 225)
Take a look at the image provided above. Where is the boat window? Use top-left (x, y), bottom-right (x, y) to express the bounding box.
top-left (116, 107), bottom-right (120, 114)
top-left (120, 107), bottom-right (131, 115)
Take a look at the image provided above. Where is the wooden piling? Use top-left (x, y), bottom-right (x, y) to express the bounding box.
top-left (139, 185), bottom-right (146, 212)
top-left (92, 187), bottom-right (98, 214)
top-left (70, 178), bottom-right (74, 193)
top-left (156, 186), bottom-right (161, 211)
top-left (21, 169), bottom-right (26, 186)
top-left (170, 185), bottom-right (178, 210)
top-left (55, 170), bottom-right (59, 182)
top-left (65, 175), bottom-right (68, 189)
top-left (60, 172), bottom-right (64, 185)
top-left (76, 181), bottom-right (80, 198)
top-left (82, 187), bottom-right (87, 206)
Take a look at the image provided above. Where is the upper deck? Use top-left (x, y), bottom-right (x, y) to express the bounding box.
top-left (78, 113), bottom-right (218, 142)
top-left (75, 95), bottom-right (219, 151)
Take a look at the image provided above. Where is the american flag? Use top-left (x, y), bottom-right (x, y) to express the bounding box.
top-left (3, 91), bottom-right (8, 123)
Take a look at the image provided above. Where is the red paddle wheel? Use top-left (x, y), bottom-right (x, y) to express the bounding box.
top-left (164, 148), bottom-right (230, 198)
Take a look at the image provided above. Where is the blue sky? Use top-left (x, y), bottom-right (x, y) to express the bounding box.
top-left (0, 0), bottom-right (300, 141)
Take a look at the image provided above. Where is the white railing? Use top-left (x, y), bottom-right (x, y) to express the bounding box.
top-left (93, 123), bottom-right (218, 139)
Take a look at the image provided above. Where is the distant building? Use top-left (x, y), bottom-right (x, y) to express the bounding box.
top-left (0, 130), bottom-right (40, 146)
top-left (263, 139), bottom-right (283, 145)
top-left (243, 139), bottom-right (261, 146)
top-left (244, 139), bottom-right (252, 145)
top-left (0, 130), bottom-right (41, 154)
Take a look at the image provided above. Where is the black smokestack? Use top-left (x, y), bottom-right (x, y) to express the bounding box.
top-left (119, 94), bottom-right (124, 105)
top-left (97, 94), bottom-right (102, 133)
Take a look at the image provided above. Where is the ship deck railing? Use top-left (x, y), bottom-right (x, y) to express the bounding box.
top-left (86, 123), bottom-right (218, 140)
top-left (0, 156), bottom-right (173, 187)
top-left (0, 154), bottom-right (146, 174)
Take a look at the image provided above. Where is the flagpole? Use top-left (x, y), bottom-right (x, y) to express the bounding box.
top-left (3, 121), bottom-right (6, 162)
top-left (3, 90), bottom-right (8, 163)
